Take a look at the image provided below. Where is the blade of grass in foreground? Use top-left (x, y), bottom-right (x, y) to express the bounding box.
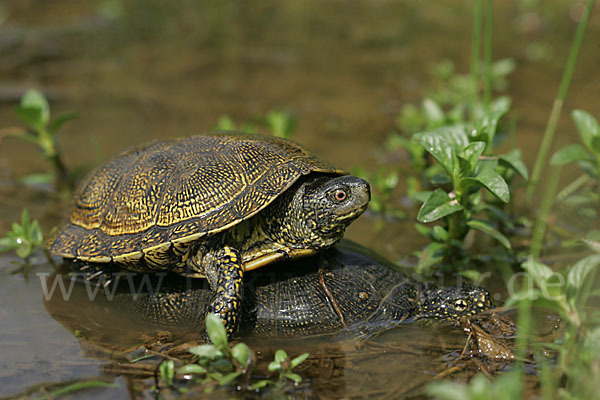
top-left (47, 380), bottom-right (118, 399)
top-left (470, 0), bottom-right (483, 120)
top-left (483, 0), bottom-right (493, 107)
top-left (526, 0), bottom-right (595, 202)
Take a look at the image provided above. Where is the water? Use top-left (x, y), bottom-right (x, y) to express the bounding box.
top-left (0, 0), bottom-right (598, 397)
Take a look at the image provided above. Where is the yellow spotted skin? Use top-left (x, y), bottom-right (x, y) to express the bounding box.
top-left (418, 285), bottom-right (492, 320)
top-left (207, 246), bottom-right (244, 337)
top-left (48, 132), bottom-right (371, 338)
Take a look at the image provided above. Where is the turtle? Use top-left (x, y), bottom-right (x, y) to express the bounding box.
top-left (44, 241), bottom-right (493, 339)
top-left (49, 132), bottom-right (371, 337)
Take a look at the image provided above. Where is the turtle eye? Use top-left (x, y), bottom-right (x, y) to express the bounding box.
top-left (454, 299), bottom-right (468, 312)
top-left (334, 189), bottom-right (347, 202)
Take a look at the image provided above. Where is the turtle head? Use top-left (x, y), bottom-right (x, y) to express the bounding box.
top-left (300, 175), bottom-right (370, 246)
top-left (419, 284), bottom-right (492, 320)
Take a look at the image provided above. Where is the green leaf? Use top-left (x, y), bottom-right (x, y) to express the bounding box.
top-left (460, 269), bottom-right (484, 282)
top-left (522, 259), bottom-right (554, 291)
top-left (426, 380), bottom-right (469, 400)
top-left (213, 371), bottom-right (241, 386)
top-left (48, 112), bottom-right (78, 135)
top-left (460, 141), bottom-right (486, 171)
top-left (177, 364), bottom-right (207, 375)
top-left (467, 220), bottom-right (511, 249)
top-left (231, 343), bottom-right (251, 368)
top-left (431, 226), bottom-right (449, 242)
top-left (430, 173), bottom-right (451, 185)
top-left (417, 189), bottom-right (463, 223)
top-left (436, 126), bottom-right (470, 148)
top-left (160, 360), bottom-right (175, 386)
top-left (578, 159), bottom-right (599, 179)
top-left (188, 344), bottom-right (223, 359)
top-left (20, 89), bottom-right (50, 128)
top-left (492, 58), bottom-right (517, 80)
top-left (414, 133), bottom-right (454, 175)
top-left (505, 288), bottom-right (564, 313)
top-left (422, 98), bottom-right (444, 125)
top-left (456, 155), bottom-right (473, 184)
top-left (582, 231), bottom-right (600, 253)
top-left (30, 220), bottom-right (43, 245)
top-left (476, 96), bottom-right (511, 145)
top-left (464, 164), bottom-right (510, 203)
top-left (205, 313), bottom-right (228, 352)
top-left (414, 223), bottom-right (432, 236)
top-left (499, 149), bottom-right (529, 179)
top-left (11, 222), bottom-right (24, 236)
top-left (417, 242), bottom-right (445, 272)
top-left (267, 361), bottom-right (282, 372)
top-left (266, 110), bottom-right (296, 139)
top-left (592, 136), bottom-right (600, 155)
top-left (0, 237), bottom-right (17, 252)
top-left (283, 372), bottom-right (302, 383)
top-left (21, 208), bottom-right (30, 235)
top-left (48, 381), bottom-right (119, 398)
top-left (214, 115), bottom-right (236, 131)
top-left (412, 191), bottom-right (433, 204)
top-left (18, 172), bottom-right (55, 186)
top-left (274, 349), bottom-right (288, 364)
top-left (572, 109), bottom-right (600, 152)
top-left (550, 144), bottom-right (592, 165)
top-left (567, 255), bottom-right (600, 292)
top-left (14, 106), bottom-right (44, 130)
top-left (16, 243), bottom-right (33, 259)
top-left (249, 380), bottom-right (272, 390)
top-left (290, 353), bottom-right (309, 369)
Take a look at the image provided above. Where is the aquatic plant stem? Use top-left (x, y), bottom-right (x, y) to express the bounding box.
top-left (38, 125), bottom-right (70, 187)
top-left (513, 296), bottom-right (531, 396)
top-left (555, 173), bottom-right (590, 203)
top-left (531, 166), bottom-right (562, 259)
top-left (483, 0), bottom-right (493, 107)
top-left (470, 0), bottom-right (483, 120)
top-left (526, 0), bottom-right (595, 202)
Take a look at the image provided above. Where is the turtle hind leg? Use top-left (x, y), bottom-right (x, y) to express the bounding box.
top-left (202, 246), bottom-right (245, 339)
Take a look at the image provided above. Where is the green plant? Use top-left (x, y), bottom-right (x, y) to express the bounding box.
top-left (427, 371), bottom-right (522, 400)
top-left (213, 115), bottom-right (257, 134)
top-left (411, 100), bottom-right (527, 271)
top-left (267, 349), bottom-right (310, 386)
top-left (265, 109), bottom-right (296, 139)
top-left (376, 54), bottom-right (516, 223)
top-left (159, 313), bottom-right (309, 394)
top-left (178, 314), bottom-right (254, 390)
top-left (426, 252), bottom-right (600, 400)
top-left (213, 109), bottom-right (296, 138)
top-left (526, 0), bottom-right (594, 201)
top-left (0, 209), bottom-right (44, 260)
top-left (552, 109), bottom-right (600, 180)
top-left (548, 111), bottom-right (599, 241)
top-left (392, 58), bottom-right (515, 139)
top-left (2, 89), bottom-right (76, 187)
top-left (507, 254), bottom-right (600, 399)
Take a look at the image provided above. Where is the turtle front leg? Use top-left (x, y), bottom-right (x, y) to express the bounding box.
top-left (196, 245), bottom-right (245, 339)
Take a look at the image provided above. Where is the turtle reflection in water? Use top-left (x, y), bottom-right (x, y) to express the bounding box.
top-left (46, 242), bottom-right (493, 339)
top-left (49, 133), bottom-right (370, 337)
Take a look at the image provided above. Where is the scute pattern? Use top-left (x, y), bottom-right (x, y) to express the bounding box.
top-left (104, 143), bottom-right (180, 233)
top-left (50, 133), bottom-right (344, 263)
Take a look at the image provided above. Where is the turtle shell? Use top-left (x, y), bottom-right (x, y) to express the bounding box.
top-left (49, 133), bottom-right (345, 266)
